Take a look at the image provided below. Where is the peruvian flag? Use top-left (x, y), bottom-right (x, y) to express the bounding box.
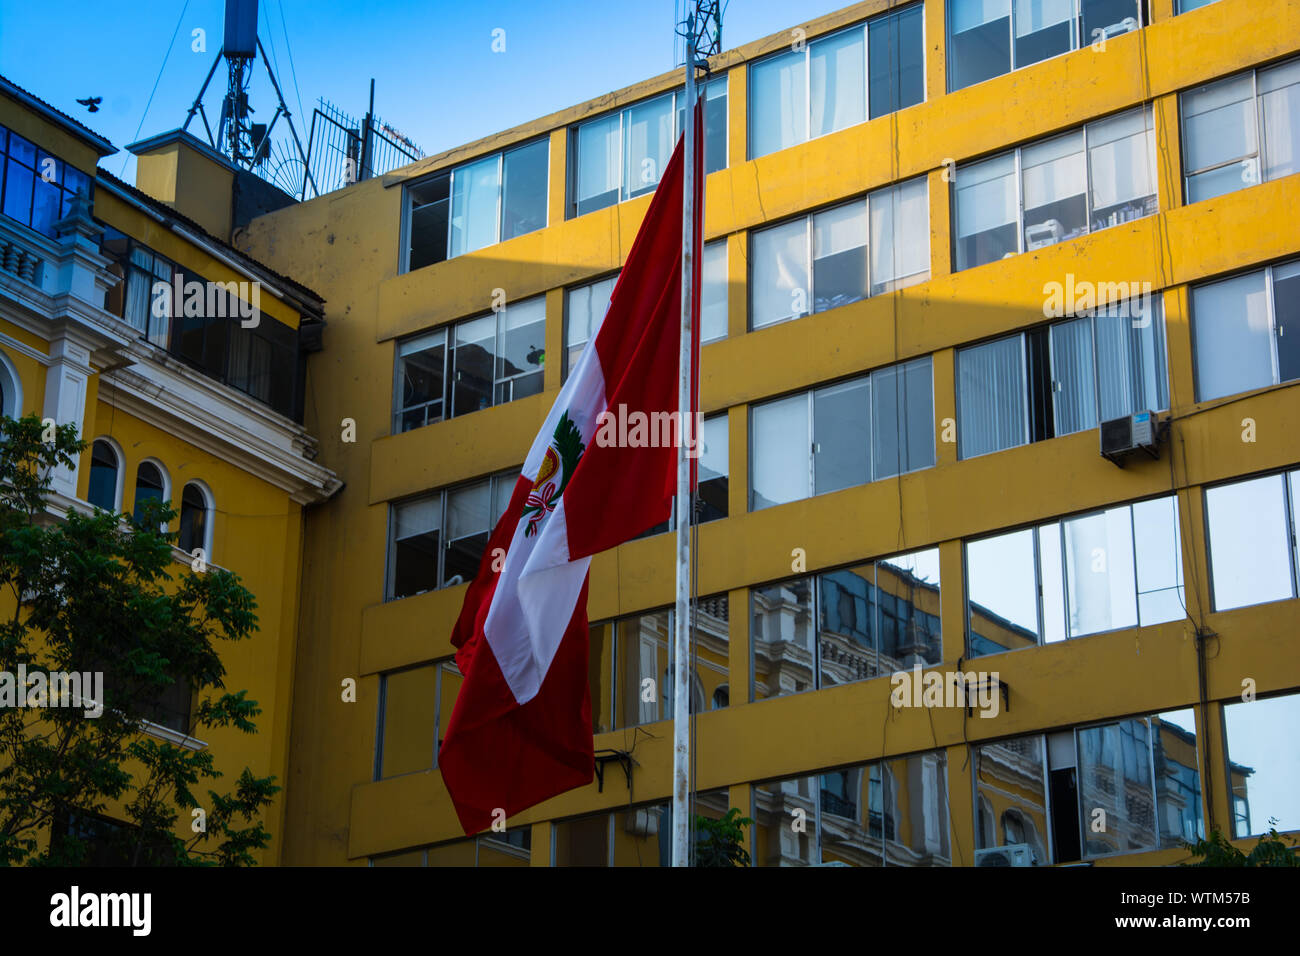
top-left (438, 107), bottom-right (704, 835)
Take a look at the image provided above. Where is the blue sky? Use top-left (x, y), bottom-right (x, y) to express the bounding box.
top-left (1, 0), bottom-right (845, 183)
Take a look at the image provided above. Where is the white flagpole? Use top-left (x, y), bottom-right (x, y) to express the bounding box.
top-left (671, 11), bottom-right (698, 869)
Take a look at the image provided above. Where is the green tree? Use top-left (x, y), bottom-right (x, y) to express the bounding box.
top-left (1183, 824), bottom-right (1299, 867)
top-left (694, 808), bottom-right (754, 867)
top-left (0, 414), bottom-right (278, 866)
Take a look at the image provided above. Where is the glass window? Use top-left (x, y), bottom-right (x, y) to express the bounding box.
top-left (948, 0), bottom-right (1013, 92)
top-left (957, 335), bottom-right (1027, 458)
top-left (959, 300), bottom-right (1168, 458)
top-left (571, 78), bottom-right (728, 218)
top-left (757, 752), bottom-right (949, 866)
top-left (751, 219), bottom-right (809, 330)
top-left (750, 357), bottom-right (934, 511)
top-left (750, 49), bottom-right (808, 160)
top-left (0, 136), bottom-right (93, 238)
top-left (501, 139), bottom-right (549, 241)
top-left (407, 173), bottom-right (451, 270)
top-left (1205, 473), bottom-right (1295, 611)
top-left (565, 273), bottom-right (617, 377)
top-left (1021, 130), bottom-right (1087, 248)
top-left (754, 550), bottom-right (940, 701)
top-left (1182, 59), bottom-right (1300, 203)
top-left (955, 152), bottom-right (1018, 270)
top-left (449, 155), bottom-right (500, 258)
top-left (967, 495), bottom-right (1184, 658)
top-left (1077, 718), bottom-right (1157, 856)
top-left (974, 735), bottom-right (1051, 863)
top-left (752, 177), bottom-right (930, 330)
top-left (697, 413), bottom-right (729, 522)
top-left (1192, 262), bottom-right (1297, 402)
top-left (177, 483), bottom-right (210, 555)
top-left (813, 201), bottom-right (867, 313)
top-left (389, 495), bottom-right (441, 599)
top-left (395, 329), bottom-right (447, 432)
top-left (700, 240), bottom-right (728, 344)
top-left (1014, 0), bottom-right (1074, 69)
top-left (87, 440), bottom-right (119, 512)
top-left (1152, 709), bottom-right (1204, 847)
top-left (132, 461), bottom-right (166, 524)
top-left (494, 297), bottom-right (546, 404)
top-left (553, 813), bottom-right (610, 866)
top-left (452, 314), bottom-right (495, 417)
top-left (750, 9), bottom-right (923, 161)
top-left (750, 393), bottom-right (809, 510)
top-left (956, 107), bottom-right (1155, 270)
top-left (1223, 692), bottom-right (1300, 838)
top-left (869, 4), bottom-right (925, 119)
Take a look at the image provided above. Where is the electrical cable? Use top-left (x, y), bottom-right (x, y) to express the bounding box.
top-left (275, 0), bottom-right (308, 127)
top-left (120, 0), bottom-right (192, 176)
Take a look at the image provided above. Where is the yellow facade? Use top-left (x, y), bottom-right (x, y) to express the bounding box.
top-left (225, 0), bottom-right (1300, 866)
top-left (5, 0), bottom-right (1298, 868)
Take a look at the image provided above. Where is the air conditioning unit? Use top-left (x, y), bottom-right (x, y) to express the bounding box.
top-left (1024, 219), bottom-right (1064, 250)
top-left (974, 843), bottom-right (1035, 867)
top-left (1100, 410), bottom-right (1159, 465)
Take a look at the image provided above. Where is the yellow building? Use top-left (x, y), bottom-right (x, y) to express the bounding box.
top-left (0, 76), bottom-right (340, 865)
top-left (7, 0), bottom-right (1300, 867)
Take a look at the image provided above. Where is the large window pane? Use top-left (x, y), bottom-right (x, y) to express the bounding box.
top-left (974, 735), bottom-right (1050, 865)
top-left (700, 240), bottom-right (728, 344)
top-left (575, 113), bottom-right (621, 216)
top-left (753, 774), bottom-right (819, 864)
top-left (967, 528), bottom-right (1041, 657)
top-left (1152, 709), bottom-right (1204, 847)
top-left (750, 50), bottom-right (807, 159)
top-left (751, 578), bottom-right (814, 701)
top-left (881, 751), bottom-right (950, 865)
top-left (395, 330), bottom-right (446, 432)
top-left (812, 201), bottom-right (867, 313)
top-left (878, 549), bottom-right (942, 669)
top-left (1021, 130), bottom-right (1087, 248)
top-left (810, 28), bottom-right (865, 139)
top-left (1088, 107), bottom-right (1157, 230)
top-left (444, 480), bottom-right (491, 586)
top-left (624, 94), bottom-right (673, 200)
top-left (751, 219), bottom-right (809, 329)
top-left (870, 177), bottom-right (930, 294)
top-left (818, 565), bottom-right (876, 685)
top-left (949, 0), bottom-right (1012, 92)
top-left (495, 297), bottom-right (546, 404)
top-left (1080, 0), bottom-right (1141, 47)
top-left (1077, 719), bottom-right (1157, 857)
top-left (1132, 496), bottom-right (1185, 626)
top-left (1274, 261), bottom-right (1300, 383)
top-left (391, 496), bottom-right (440, 599)
top-left (697, 414), bottom-right (729, 522)
top-left (1014, 0), bottom-right (1073, 69)
top-left (452, 314), bottom-right (496, 416)
top-left (566, 274), bottom-right (617, 376)
top-left (1223, 693), bottom-right (1300, 838)
top-left (957, 335), bottom-right (1027, 458)
top-left (614, 610), bottom-right (670, 728)
top-left (1094, 302), bottom-right (1168, 421)
top-left (955, 152), bottom-right (1018, 269)
top-left (813, 378), bottom-right (870, 495)
top-left (1206, 474), bottom-right (1294, 610)
top-left (501, 140), bottom-right (548, 240)
top-left (449, 155), bottom-right (500, 257)
top-left (1191, 271), bottom-right (1272, 401)
top-left (407, 173), bottom-right (450, 270)
top-left (1062, 505), bottom-right (1138, 637)
top-left (1050, 316), bottom-right (1097, 436)
top-left (869, 4), bottom-right (925, 119)
top-left (901, 357), bottom-right (935, 472)
top-left (1259, 59), bottom-right (1300, 181)
top-left (1183, 73), bottom-right (1257, 203)
top-left (750, 394), bottom-right (810, 510)
top-left (871, 365), bottom-right (905, 479)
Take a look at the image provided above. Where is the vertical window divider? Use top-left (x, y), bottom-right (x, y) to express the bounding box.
top-left (445, 167), bottom-right (457, 257)
top-left (1013, 146), bottom-right (1026, 255)
top-left (1042, 733), bottom-right (1058, 863)
top-left (1264, 264), bottom-right (1280, 386)
top-left (1056, 517), bottom-right (1069, 640)
top-left (374, 674), bottom-right (388, 781)
top-left (1020, 333), bottom-right (1032, 445)
top-left (804, 214), bottom-right (814, 318)
top-left (1082, 123), bottom-right (1093, 235)
top-left (495, 152), bottom-right (505, 245)
top-left (433, 664), bottom-right (443, 769)
top-left (1285, 473), bottom-right (1300, 599)
top-left (806, 391), bottom-right (816, 498)
top-left (1032, 526), bottom-right (1046, 641)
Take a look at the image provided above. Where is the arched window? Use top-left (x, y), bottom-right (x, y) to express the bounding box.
top-left (177, 482), bottom-right (212, 556)
top-left (87, 439), bottom-right (121, 511)
top-left (133, 461), bottom-right (168, 525)
top-left (0, 349), bottom-right (22, 419)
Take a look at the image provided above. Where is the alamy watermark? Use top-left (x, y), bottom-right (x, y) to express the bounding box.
top-left (1043, 274), bottom-right (1153, 328)
top-left (890, 663), bottom-right (1002, 718)
top-left (594, 405), bottom-right (704, 458)
top-left (152, 275), bottom-right (261, 328)
top-left (0, 666), bottom-right (103, 718)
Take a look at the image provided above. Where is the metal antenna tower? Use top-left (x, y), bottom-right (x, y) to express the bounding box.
top-left (182, 0), bottom-right (316, 196)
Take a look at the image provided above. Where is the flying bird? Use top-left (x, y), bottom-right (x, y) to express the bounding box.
top-left (76, 97), bottom-right (102, 113)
